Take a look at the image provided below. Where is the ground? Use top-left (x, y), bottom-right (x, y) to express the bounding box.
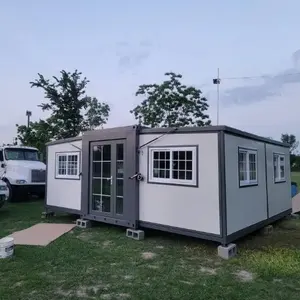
top-left (1, 201), bottom-right (300, 300)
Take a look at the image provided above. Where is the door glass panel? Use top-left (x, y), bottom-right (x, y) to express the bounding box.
top-left (116, 143), bottom-right (124, 215)
top-left (102, 162), bottom-right (111, 178)
top-left (116, 197), bottom-right (123, 215)
top-left (93, 162), bottom-right (102, 177)
top-left (93, 145), bottom-right (102, 161)
top-left (102, 196), bottom-right (111, 212)
top-left (102, 178), bottom-right (111, 195)
top-left (116, 179), bottom-right (123, 197)
top-left (92, 195), bottom-right (101, 211)
top-left (103, 145), bottom-right (111, 161)
top-left (116, 162), bottom-right (124, 178)
top-left (117, 144), bottom-right (124, 161)
top-left (91, 143), bottom-right (112, 213)
top-left (92, 179), bottom-right (101, 194)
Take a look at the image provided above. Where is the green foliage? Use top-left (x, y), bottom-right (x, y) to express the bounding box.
top-left (30, 70), bottom-right (110, 139)
top-left (83, 97), bottom-right (110, 131)
top-left (16, 119), bottom-right (54, 161)
top-left (130, 72), bottom-right (211, 128)
top-left (16, 70), bottom-right (110, 154)
top-left (281, 133), bottom-right (299, 154)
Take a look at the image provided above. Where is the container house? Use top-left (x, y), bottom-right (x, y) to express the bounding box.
top-left (45, 125), bottom-right (291, 245)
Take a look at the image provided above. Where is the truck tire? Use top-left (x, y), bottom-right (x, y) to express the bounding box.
top-left (6, 181), bottom-right (14, 202)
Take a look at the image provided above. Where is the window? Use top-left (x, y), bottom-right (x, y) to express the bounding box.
top-left (149, 146), bottom-right (197, 186)
top-left (0, 150), bottom-right (3, 162)
top-left (274, 153), bottom-right (286, 183)
top-left (4, 148), bottom-right (39, 161)
top-left (238, 148), bottom-right (258, 187)
top-left (55, 152), bottom-right (80, 179)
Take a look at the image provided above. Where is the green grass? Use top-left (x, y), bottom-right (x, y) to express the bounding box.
top-left (291, 171), bottom-right (300, 187)
top-left (2, 202), bottom-right (300, 299)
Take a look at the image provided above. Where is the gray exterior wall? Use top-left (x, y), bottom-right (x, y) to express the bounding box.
top-left (224, 134), bottom-right (268, 235)
top-left (265, 144), bottom-right (291, 217)
top-left (138, 132), bottom-right (221, 235)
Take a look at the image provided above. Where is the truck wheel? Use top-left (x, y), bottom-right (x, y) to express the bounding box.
top-left (6, 181), bottom-right (14, 202)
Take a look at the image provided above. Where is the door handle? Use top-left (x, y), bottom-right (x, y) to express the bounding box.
top-left (107, 176), bottom-right (113, 185)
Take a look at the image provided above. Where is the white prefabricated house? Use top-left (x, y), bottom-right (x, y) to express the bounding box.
top-left (45, 125), bottom-right (291, 245)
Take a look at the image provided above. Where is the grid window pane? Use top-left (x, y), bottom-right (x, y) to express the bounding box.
top-left (58, 155), bottom-right (67, 175)
top-left (57, 153), bottom-right (79, 178)
top-left (238, 150), bottom-right (257, 185)
top-left (152, 151), bottom-right (171, 179)
top-left (274, 154), bottom-right (285, 181)
top-left (150, 147), bottom-right (196, 185)
top-left (171, 150), bottom-right (193, 181)
top-left (238, 151), bottom-right (247, 181)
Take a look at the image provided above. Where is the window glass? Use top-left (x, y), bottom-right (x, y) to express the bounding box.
top-left (238, 149), bottom-right (257, 186)
top-left (149, 147), bottom-right (197, 186)
top-left (56, 152), bottom-right (79, 178)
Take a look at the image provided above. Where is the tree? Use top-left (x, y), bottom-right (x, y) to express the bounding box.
top-left (83, 97), bottom-right (110, 131)
top-left (130, 72), bottom-right (211, 128)
top-left (30, 70), bottom-right (110, 140)
top-left (281, 133), bottom-right (299, 154)
top-left (16, 119), bottom-right (54, 161)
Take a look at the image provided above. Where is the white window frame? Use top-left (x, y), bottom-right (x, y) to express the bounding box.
top-left (238, 147), bottom-right (258, 187)
top-left (273, 153), bottom-right (286, 183)
top-left (148, 146), bottom-right (197, 186)
top-left (55, 151), bottom-right (80, 179)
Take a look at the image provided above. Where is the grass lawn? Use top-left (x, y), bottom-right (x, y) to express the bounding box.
top-left (292, 171), bottom-right (300, 187)
top-left (1, 202), bottom-right (300, 299)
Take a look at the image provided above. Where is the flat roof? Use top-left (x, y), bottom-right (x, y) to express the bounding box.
top-left (46, 125), bottom-right (289, 148)
top-left (46, 136), bottom-right (82, 146)
top-left (139, 125), bottom-right (290, 148)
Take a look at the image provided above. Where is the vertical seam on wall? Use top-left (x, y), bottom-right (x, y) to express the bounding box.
top-left (45, 146), bottom-right (48, 209)
top-left (264, 143), bottom-right (269, 219)
top-left (135, 127), bottom-right (140, 228)
top-left (218, 131), bottom-right (227, 245)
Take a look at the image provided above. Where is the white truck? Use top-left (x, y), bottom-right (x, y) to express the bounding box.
top-left (0, 145), bottom-right (46, 201)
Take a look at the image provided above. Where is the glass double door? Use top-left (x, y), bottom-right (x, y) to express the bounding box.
top-left (90, 140), bottom-right (125, 217)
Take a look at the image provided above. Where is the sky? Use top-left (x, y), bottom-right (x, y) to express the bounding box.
top-left (1, 0), bottom-right (300, 144)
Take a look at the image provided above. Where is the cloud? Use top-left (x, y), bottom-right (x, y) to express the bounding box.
top-left (221, 68), bottom-right (300, 106)
top-left (115, 40), bottom-right (152, 70)
top-left (221, 50), bottom-right (300, 107)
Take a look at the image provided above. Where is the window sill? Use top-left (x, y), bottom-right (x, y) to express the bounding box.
top-left (274, 179), bottom-right (286, 184)
top-left (55, 175), bottom-right (80, 180)
top-left (148, 178), bottom-right (198, 188)
top-left (239, 182), bottom-right (258, 188)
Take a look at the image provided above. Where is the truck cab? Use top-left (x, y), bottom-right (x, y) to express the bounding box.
top-left (0, 145), bottom-right (46, 201)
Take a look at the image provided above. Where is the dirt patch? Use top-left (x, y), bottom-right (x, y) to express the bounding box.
top-left (13, 281), bottom-right (24, 288)
top-left (56, 288), bottom-right (71, 297)
top-left (117, 293), bottom-right (131, 299)
top-left (156, 245), bottom-right (164, 249)
top-left (142, 252), bottom-right (156, 260)
top-left (101, 294), bottom-right (112, 300)
top-left (200, 267), bottom-right (217, 275)
top-left (179, 280), bottom-right (194, 285)
top-left (147, 264), bottom-right (159, 269)
top-left (100, 293), bottom-right (130, 300)
top-left (76, 287), bottom-right (89, 298)
top-left (77, 232), bottom-right (94, 241)
top-left (102, 240), bottom-right (114, 247)
top-left (234, 270), bottom-right (254, 282)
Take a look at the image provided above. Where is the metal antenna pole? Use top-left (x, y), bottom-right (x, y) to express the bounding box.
top-left (213, 69), bottom-right (221, 125)
top-left (26, 110), bottom-right (32, 127)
